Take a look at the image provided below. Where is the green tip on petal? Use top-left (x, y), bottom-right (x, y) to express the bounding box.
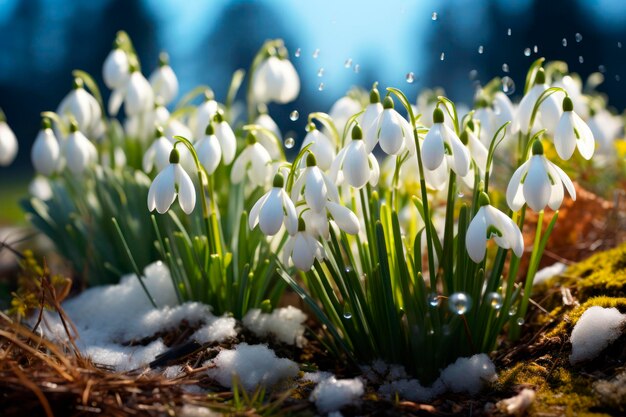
top-left (382, 96), bottom-right (394, 109)
top-left (306, 122), bottom-right (316, 132)
top-left (158, 52), bottom-right (169, 67)
top-left (205, 122), bottom-right (215, 136)
top-left (460, 130), bottom-right (469, 145)
top-left (478, 192), bottom-right (491, 207)
top-left (474, 97), bottom-right (489, 108)
top-left (214, 110), bottom-right (225, 123)
top-left (433, 108), bottom-right (445, 124)
top-left (467, 119), bottom-right (475, 131)
top-left (72, 78), bottom-right (84, 90)
top-left (155, 125), bottom-right (164, 138)
top-left (306, 152), bottom-right (317, 167)
top-left (352, 124), bottom-right (363, 140)
top-left (277, 46), bottom-right (288, 59)
top-left (0, 108), bottom-right (5, 122)
top-left (41, 118), bottom-right (52, 130)
top-left (562, 96), bottom-right (574, 112)
top-left (204, 89), bottom-right (215, 101)
top-left (246, 131), bottom-right (257, 145)
top-left (260, 299), bottom-right (273, 313)
top-left (169, 148), bottom-right (180, 164)
top-left (532, 140), bottom-right (544, 155)
top-left (369, 86), bottom-right (381, 104)
top-left (535, 68), bottom-right (546, 85)
top-left (297, 217), bottom-right (306, 232)
top-left (265, 47), bottom-right (277, 59)
top-left (273, 173), bottom-right (285, 188)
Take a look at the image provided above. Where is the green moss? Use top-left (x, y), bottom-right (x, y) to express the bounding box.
top-left (547, 296), bottom-right (626, 339)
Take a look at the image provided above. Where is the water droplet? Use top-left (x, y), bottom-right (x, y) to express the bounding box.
top-left (524, 48), bottom-right (531, 57)
top-left (345, 266), bottom-right (353, 274)
top-left (431, 12), bottom-right (438, 21)
top-left (616, 74), bottom-right (621, 82)
top-left (440, 52), bottom-right (445, 61)
top-left (284, 137), bottom-right (295, 149)
top-left (562, 38), bottom-right (568, 47)
top-left (317, 67), bottom-right (324, 77)
top-left (312, 48), bottom-right (320, 58)
top-left (618, 41), bottom-right (623, 48)
top-left (289, 110), bottom-right (299, 121)
top-left (344, 58), bottom-right (353, 68)
top-left (502, 63), bottom-right (509, 73)
top-left (478, 45), bottom-right (484, 54)
top-left (579, 55), bottom-right (584, 64)
top-left (428, 293), bottom-right (440, 307)
top-left (507, 28), bottom-right (512, 36)
top-left (318, 82), bottom-right (325, 91)
top-left (457, 191), bottom-right (464, 198)
top-left (508, 305), bottom-right (518, 316)
top-left (533, 45), bottom-right (538, 53)
top-left (575, 32), bottom-right (583, 43)
top-left (501, 76), bottom-right (515, 95)
top-left (295, 48), bottom-right (301, 57)
top-left (599, 65), bottom-right (606, 73)
top-left (354, 64), bottom-right (360, 73)
top-left (448, 292), bottom-right (472, 315)
top-left (487, 292), bottom-right (503, 310)
top-left (343, 303), bottom-right (353, 319)
top-left (405, 72), bottom-right (415, 83)
top-left (469, 69), bottom-right (478, 80)
top-left (516, 317), bottom-right (525, 326)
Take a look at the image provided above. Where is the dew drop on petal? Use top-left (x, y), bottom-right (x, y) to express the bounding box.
top-left (501, 76), bottom-right (515, 95)
top-left (507, 27), bottom-right (512, 36)
top-left (516, 317), bottom-right (525, 326)
top-left (295, 48), bottom-right (301, 57)
top-left (289, 110), bottom-right (299, 121)
top-left (354, 64), bottom-right (360, 73)
top-left (431, 12), bottom-right (438, 21)
top-left (487, 292), bottom-right (503, 310)
top-left (428, 293), bottom-right (440, 307)
top-left (478, 45), bottom-right (484, 54)
top-left (524, 48), bottom-right (531, 57)
top-left (575, 32), bottom-right (583, 42)
top-left (449, 292), bottom-right (472, 315)
top-left (562, 38), bottom-right (567, 47)
top-left (284, 137), bottom-right (295, 149)
top-left (579, 55), bottom-right (584, 64)
top-left (344, 58), bottom-right (353, 68)
top-left (440, 52), bottom-right (445, 61)
top-left (318, 82), bottom-right (325, 91)
top-left (469, 69), bottom-right (478, 80)
top-left (312, 48), bottom-right (320, 58)
top-left (317, 67), bottom-right (324, 77)
top-left (502, 63), bottom-right (509, 73)
top-left (405, 72), bottom-right (415, 83)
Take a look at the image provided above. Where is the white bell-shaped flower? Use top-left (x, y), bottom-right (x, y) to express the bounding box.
top-left (282, 218), bottom-right (325, 271)
top-left (249, 173), bottom-right (298, 236)
top-left (103, 47), bottom-right (129, 89)
top-left (0, 110), bottom-right (18, 167)
top-left (195, 122), bottom-right (222, 175)
top-left (57, 78), bottom-right (102, 136)
top-left (422, 108), bottom-right (471, 177)
top-left (330, 125), bottom-right (379, 189)
top-left (142, 126), bottom-right (174, 173)
top-left (553, 96), bottom-right (595, 160)
top-left (364, 96), bottom-right (412, 155)
top-left (149, 53), bottom-right (178, 105)
top-left (31, 118), bottom-right (61, 176)
top-left (466, 192), bottom-right (524, 263)
top-left (588, 109), bottom-right (623, 154)
top-left (63, 121), bottom-right (97, 174)
top-left (254, 112), bottom-right (283, 160)
top-left (553, 75), bottom-right (587, 119)
top-left (192, 91), bottom-right (219, 141)
top-left (213, 111), bottom-right (236, 165)
top-left (513, 68), bottom-right (562, 134)
top-left (300, 124), bottom-right (335, 171)
top-left (124, 67), bottom-right (154, 116)
top-left (231, 132), bottom-right (272, 187)
top-left (252, 48), bottom-right (300, 104)
top-left (329, 95), bottom-right (362, 137)
top-left (462, 127), bottom-right (488, 174)
top-left (29, 176), bottom-right (53, 201)
top-left (358, 86), bottom-right (384, 132)
top-left (291, 153), bottom-right (340, 213)
top-left (506, 141), bottom-right (576, 212)
top-left (147, 148), bottom-right (196, 214)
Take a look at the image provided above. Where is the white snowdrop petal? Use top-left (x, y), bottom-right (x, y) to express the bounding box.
top-left (545, 162), bottom-right (565, 210)
top-left (327, 202), bottom-right (359, 235)
top-left (554, 112), bottom-right (577, 160)
top-left (142, 143), bottom-right (156, 173)
top-left (32, 129), bottom-right (60, 175)
top-left (378, 110), bottom-right (405, 155)
top-left (514, 85), bottom-right (543, 133)
top-left (281, 191), bottom-right (299, 236)
top-left (422, 125), bottom-right (445, 171)
top-left (550, 161), bottom-right (576, 201)
top-left (343, 141), bottom-right (370, 188)
top-left (249, 191), bottom-right (270, 230)
top-left (466, 207), bottom-right (488, 263)
top-left (215, 122), bottom-right (237, 165)
top-left (175, 165), bottom-right (196, 214)
top-left (506, 161), bottom-right (529, 211)
top-left (103, 49), bottom-right (129, 89)
top-left (230, 148), bottom-right (250, 184)
top-left (250, 143), bottom-right (271, 186)
top-left (445, 125), bottom-right (470, 177)
top-left (278, 59), bottom-right (300, 103)
top-left (487, 206), bottom-right (524, 257)
top-left (522, 156), bottom-right (551, 212)
top-left (573, 113), bottom-right (595, 160)
top-left (149, 65), bottom-right (179, 105)
top-left (282, 237), bottom-right (295, 267)
top-left (153, 165), bottom-right (177, 213)
top-left (305, 168), bottom-right (327, 213)
top-left (108, 87), bottom-right (125, 116)
top-left (292, 233), bottom-right (316, 271)
top-left (368, 153), bottom-right (380, 186)
top-left (259, 188), bottom-right (284, 235)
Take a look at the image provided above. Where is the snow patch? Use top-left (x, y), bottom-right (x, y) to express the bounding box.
top-left (439, 353), bottom-right (498, 394)
top-left (533, 262), bottom-right (567, 285)
top-left (243, 306), bottom-right (307, 347)
top-left (570, 306), bottom-right (626, 364)
top-left (310, 376), bottom-right (364, 413)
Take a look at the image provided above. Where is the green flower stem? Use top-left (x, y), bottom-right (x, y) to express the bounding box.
top-left (242, 124), bottom-right (287, 161)
top-left (308, 112), bottom-right (341, 147)
top-left (441, 170), bottom-right (457, 292)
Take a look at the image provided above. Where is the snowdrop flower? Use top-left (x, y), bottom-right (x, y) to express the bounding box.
top-left (252, 47), bottom-right (300, 104)
top-left (29, 176), bottom-right (53, 201)
top-left (282, 218), bottom-right (325, 271)
top-left (142, 126), bottom-right (173, 173)
top-left (358, 86), bottom-right (384, 133)
top-left (462, 125), bottom-right (488, 174)
top-left (63, 121), bottom-right (97, 174)
top-left (513, 68), bottom-right (561, 134)
top-left (300, 124), bottom-right (335, 171)
top-left (506, 140), bottom-right (576, 212)
top-left (31, 118), bottom-right (61, 175)
top-left (553, 97), bottom-right (594, 160)
top-left (231, 132), bottom-right (272, 187)
top-left (57, 78), bottom-right (102, 136)
top-left (213, 111), bottom-right (236, 165)
top-left (149, 52), bottom-right (179, 105)
top-left (192, 91), bottom-right (219, 141)
top-left (292, 153), bottom-right (340, 213)
top-left (473, 92), bottom-right (517, 146)
top-left (553, 75), bottom-right (587, 118)
top-left (466, 192), bottom-right (524, 263)
top-left (147, 148), bottom-right (196, 214)
top-left (102, 45), bottom-right (129, 89)
top-left (195, 122), bottom-right (222, 175)
top-left (329, 95), bottom-right (362, 136)
top-left (249, 173), bottom-right (298, 236)
top-left (588, 109), bottom-right (623, 154)
top-left (364, 96), bottom-right (412, 155)
top-left (0, 110), bottom-right (18, 166)
top-left (123, 67), bottom-right (154, 117)
top-left (422, 108), bottom-right (471, 177)
top-left (254, 110), bottom-right (283, 160)
top-left (331, 125), bottom-right (379, 189)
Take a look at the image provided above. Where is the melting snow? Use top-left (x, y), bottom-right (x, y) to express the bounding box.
top-left (570, 306), bottom-right (626, 364)
top-left (243, 306), bottom-right (307, 347)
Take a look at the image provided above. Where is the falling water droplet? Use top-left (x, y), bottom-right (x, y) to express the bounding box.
top-left (487, 292), bottom-right (503, 310)
top-left (579, 55), bottom-right (584, 64)
top-left (284, 137), bottom-right (295, 149)
top-left (431, 12), bottom-right (438, 21)
top-left (618, 41), bottom-right (623, 48)
top-left (343, 303), bottom-right (353, 319)
top-left (344, 58), bottom-right (353, 68)
top-left (616, 74), bottom-right (621, 82)
top-left (533, 45), bottom-right (538, 53)
top-left (295, 48), bottom-right (301, 57)
top-left (507, 28), bottom-right (512, 36)
top-left (508, 305), bottom-right (518, 316)
top-left (440, 52), bottom-right (445, 61)
top-left (524, 48), bottom-right (531, 57)
top-left (562, 38), bottom-right (568, 47)
top-left (405, 72), bottom-right (415, 83)
top-left (318, 82), bottom-right (325, 91)
top-left (575, 32), bottom-right (583, 43)
top-left (502, 63), bottom-right (509, 73)
top-left (345, 266), bottom-right (353, 274)
top-left (354, 64), bottom-right (360, 73)
top-left (501, 76), bottom-right (515, 95)
top-left (516, 317), bottom-right (525, 326)
top-left (599, 65), bottom-right (606, 73)
top-left (478, 45), bottom-right (484, 54)
top-left (312, 48), bottom-right (320, 58)
top-left (469, 69), bottom-right (478, 80)
top-left (428, 293), bottom-right (440, 307)
top-left (289, 110), bottom-right (299, 121)
top-left (317, 67), bottom-right (324, 77)
top-left (449, 293), bottom-right (472, 315)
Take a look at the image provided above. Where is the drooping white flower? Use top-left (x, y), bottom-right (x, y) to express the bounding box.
top-left (588, 109), bottom-right (623, 154)
top-left (291, 153), bottom-right (339, 213)
top-left (462, 128), bottom-right (488, 174)
top-left (329, 95), bottom-right (362, 136)
top-left (553, 97), bottom-right (595, 160)
top-left (466, 192), bottom-right (524, 263)
top-left (147, 148), bottom-right (196, 214)
top-left (231, 132), bottom-right (272, 187)
top-left (149, 52), bottom-right (179, 105)
top-left (300, 124), bottom-right (335, 171)
top-left (364, 96), bottom-right (412, 155)
top-left (31, 118), bottom-right (61, 175)
top-left (191, 91), bottom-right (219, 141)
top-left (422, 108), bottom-right (471, 177)
top-left (124, 68), bottom-right (154, 117)
top-left (0, 110), bottom-right (18, 167)
top-left (103, 47), bottom-right (129, 89)
top-left (57, 78), bottom-right (102, 137)
top-left (282, 218), bottom-right (325, 271)
top-left (553, 75), bottom-right (587, 118)
top-left (473, 92), bottom-right (517, 146)
top-left (330, 125), bottom-right (379, 189)
top-left (252, 48), bottom-right (300, 104)
top-left (506, 141), bottom-right (576, 212)
top-left (358, 86), bottom-right (384, 132)
top-left (195, 122), bottom-right (222, 175)
top-left (29, 176), bottom-right (53, 201)
top-left (213, 111), bottom-right (236, 165)
top-left (249, 173), bottom-right (298, 236)
top-left (63, 121), bottom-right (97, 174)
top-left (254, 111), bottom-right (283, 160)
top-left (513, 68), bottom-right (562, 134)
top-left (142, 126), bottom-right (174, 173)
